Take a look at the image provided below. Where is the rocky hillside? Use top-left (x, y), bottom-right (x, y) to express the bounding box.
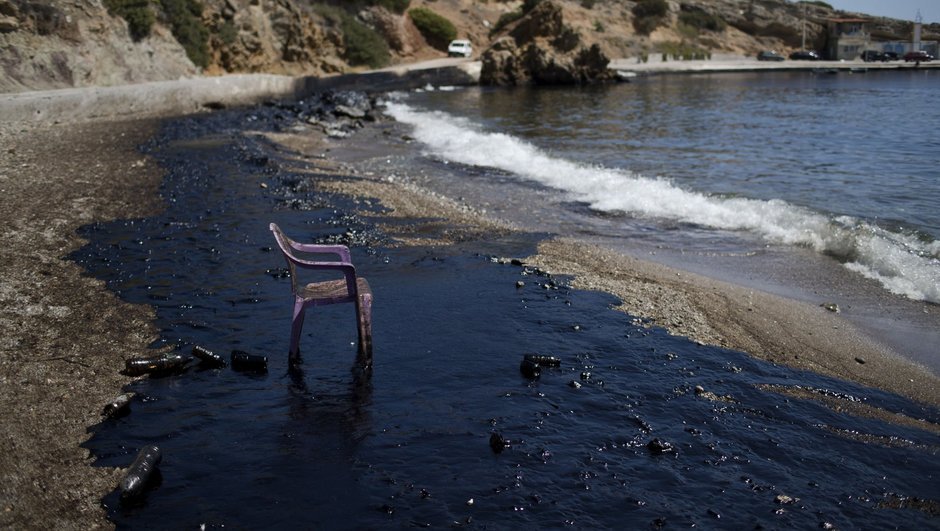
top-left (1, 0), bottom-right (937, 92)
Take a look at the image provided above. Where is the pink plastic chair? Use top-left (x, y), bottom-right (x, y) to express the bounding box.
top-left (269, 223), bottom-right (373, 366)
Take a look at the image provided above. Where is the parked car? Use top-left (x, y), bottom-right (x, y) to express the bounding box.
top-left (883, 51), bottom-right (899, 61)
top-left (447, 40), bottom-right (473, 58)
top-left (790, 50), bottom-right (821, 60)
top-left (904, 50), bottom-right (934, 62)
top-left (757, 50), bottom-right (785, 62)
top-left (860, 50), bottom-right (885, 62)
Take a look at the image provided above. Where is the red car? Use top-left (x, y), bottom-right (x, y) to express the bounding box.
top-left (904, 50), bottom-right (934, 62)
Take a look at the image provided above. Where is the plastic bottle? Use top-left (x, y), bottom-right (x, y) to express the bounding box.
top-left (124, 353), bottom-right (190, 376)
top-left (101, 393), bottom-right (133, 418)
top-left (231, 350), bottom-right (267, 372)
top-left (192, 345), bottom-right (226, 368)
top-left (120, 445), bottom-right (162, 502)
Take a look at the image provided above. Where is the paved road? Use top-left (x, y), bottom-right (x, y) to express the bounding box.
top-left (609, 54), bottom-right (940, 74)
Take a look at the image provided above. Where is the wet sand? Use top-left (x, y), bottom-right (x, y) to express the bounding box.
top-left (0, 120), bottom-right (166, 529)
top-left (1, 100), bottom-right (938, 528)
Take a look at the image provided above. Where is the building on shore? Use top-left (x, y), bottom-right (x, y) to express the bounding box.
top-left (828, 17), bottom-right (938, 60)
top-left (827, 18), bottom-right (871, 60)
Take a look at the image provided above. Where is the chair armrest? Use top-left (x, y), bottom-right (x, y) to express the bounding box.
top-left (289, 243), bottom-right (352, 263)
top-left (287, 258), bottom-right (356, 273)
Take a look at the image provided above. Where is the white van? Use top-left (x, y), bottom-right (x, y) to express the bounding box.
top-left (447, 40), bottom-right (473, 58)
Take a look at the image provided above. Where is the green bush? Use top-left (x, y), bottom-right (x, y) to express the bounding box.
top-left (408, 7), bottom-right (456, 50)
top-left (633, 0), bottom-right (667, 19)
top-left (730, 20), bottom-right (801, 48)
top-left (104, 0), bottom-right (155, 41)
top-left (492, 9), bottom-right (524, 34)
top-left (522, 0), bottom-right (542, 12)
top-left (160, 0), bottom-right (210, 68)
top-left (217, 20), bottom-right (237, 46)
top-left (632, 0), bottom-right (668, 35)
top-left (678, 9), bottom-right (725, 32)
top-left (341, 14), bottom-right (390, 68)
top-left (657, 41), bottom-right (710, 61)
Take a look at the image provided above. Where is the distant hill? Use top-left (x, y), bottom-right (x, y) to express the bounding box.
top-left (1, 0), bottom-right (937, 92)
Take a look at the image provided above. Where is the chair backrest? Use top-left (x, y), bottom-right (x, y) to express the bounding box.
top-left (269, 223), bottom-right (358, 300)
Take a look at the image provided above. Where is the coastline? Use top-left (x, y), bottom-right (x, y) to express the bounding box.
top-left (1, 64), bottom-right (938, 528)
top-left (0, 120), bottom-right (167, 528)
top-left (271, 125), bottom-right (940, 408)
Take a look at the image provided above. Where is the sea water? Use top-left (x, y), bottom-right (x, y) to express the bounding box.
top-left (370, 70), bottom-right (940, 371)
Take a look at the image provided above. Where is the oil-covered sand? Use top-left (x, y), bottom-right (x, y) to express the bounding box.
top-left (0, 97), bottom-right (938, 529)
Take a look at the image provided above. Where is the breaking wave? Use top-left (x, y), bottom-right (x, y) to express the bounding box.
top-left (384, 102), bottom-right (940, 304)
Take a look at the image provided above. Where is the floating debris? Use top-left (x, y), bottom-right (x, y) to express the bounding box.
top-left (231, 350), bottom-right (267, 372)
top-left (192, 345), bottom-right (226, 368)
top-left (102, 393), bottom-right (133, 419)
top-left (519, 357), bottom-right (541, 379)
top-left (124, 353), bottom-right (190, 376)
top-left (490, 432), bottom-right (510, 454)
top-left (646, 438), bottom-right (675, 456)
top-left (524, 354), bottom-right (561, 367)
top-left (120, 445), bottom-right (162, 503)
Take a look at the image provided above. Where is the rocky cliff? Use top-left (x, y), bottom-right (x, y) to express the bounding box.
top-left (2, 0), bottom-right (937, 93)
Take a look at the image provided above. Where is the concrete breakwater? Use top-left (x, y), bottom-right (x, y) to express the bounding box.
top-left (4, 55), bottom-right (935, 125)
top-left (0, 59), bottom-right (481, 126)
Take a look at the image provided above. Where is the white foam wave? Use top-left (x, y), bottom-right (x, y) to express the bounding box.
top-left (384, 102), bottom-right (940, 304)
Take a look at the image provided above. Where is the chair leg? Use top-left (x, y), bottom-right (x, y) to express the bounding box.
top-left (289, 300), bottom-right (306, 359)
top-left (356, 293), bottom-right (373, 367)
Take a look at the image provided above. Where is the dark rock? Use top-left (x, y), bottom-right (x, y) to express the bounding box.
top-left (480, 0), bottom-right (614, 86)
top-left (854, 357), bottom-right (866, 365)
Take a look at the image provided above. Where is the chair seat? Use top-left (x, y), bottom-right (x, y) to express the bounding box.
top-left (301, 277), bottom-right (372, 304)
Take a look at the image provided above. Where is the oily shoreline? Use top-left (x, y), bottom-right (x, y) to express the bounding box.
top-left (266, 124), bottom-right (940, 408)
top-left (1, 91), bottom-right (938, 530)
top-left (0, 119), bottom-right (167, 529)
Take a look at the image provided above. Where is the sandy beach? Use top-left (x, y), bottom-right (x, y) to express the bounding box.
top-left (1, 76), bottom-right (938, 528)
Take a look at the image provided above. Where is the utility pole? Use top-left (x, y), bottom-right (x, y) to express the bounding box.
top-left (801, 2), bottom-right (807, 50)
